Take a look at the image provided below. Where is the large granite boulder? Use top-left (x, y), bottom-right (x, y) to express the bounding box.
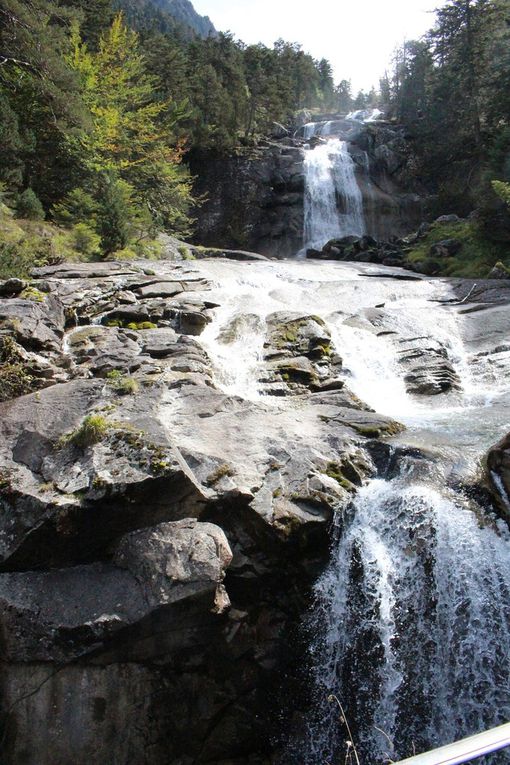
top-left (0, 519), bottom-right (231, 663)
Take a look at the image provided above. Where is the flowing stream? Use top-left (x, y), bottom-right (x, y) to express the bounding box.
top-left (185, 122), bottom-right (510, 760)
top-left (189, 255), bottom-right (510, 762)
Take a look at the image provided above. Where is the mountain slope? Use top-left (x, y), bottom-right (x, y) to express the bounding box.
top-left (153, 0), bottom-right (215, 37)
top-left (116, 0), bottom-right (216, 38)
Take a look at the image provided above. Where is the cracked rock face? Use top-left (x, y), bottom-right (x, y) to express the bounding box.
top-left (0, 520), bottom-right (231, 664)
top-left (0, 259), bottom-right (406, 765)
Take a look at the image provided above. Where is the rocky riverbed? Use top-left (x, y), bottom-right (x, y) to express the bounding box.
top-left (0, 255), bottom-right (509, 764)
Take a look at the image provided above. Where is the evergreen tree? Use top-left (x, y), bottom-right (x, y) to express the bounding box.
top-left (68, 13), bottom-right (193, 239)
top-left (0, 0), bottom-right (87, 205)
top-left (335, 80), bottom-right (353, 113)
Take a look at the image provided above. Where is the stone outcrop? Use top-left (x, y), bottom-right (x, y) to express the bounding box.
top-left (190, 143), bottom-right (306, 258)
top-left (397, 338), bottom-right (462, 396)
top-left (0, 260), bottom-right (404, 765)
top-left (307, 234), bottom-right (409, 268)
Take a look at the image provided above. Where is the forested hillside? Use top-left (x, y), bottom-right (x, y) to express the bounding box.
top-left (0, 0), bottom-right (509, 276)
top-left (0, 0), bottom-right (347, 272)
top-left (116, 0), bottom-right (216, 39)
top-left (384, 0), bottom-right (510, 236)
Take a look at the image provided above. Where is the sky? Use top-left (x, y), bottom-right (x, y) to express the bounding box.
top-left (191, 0), bottom-right (440, 92)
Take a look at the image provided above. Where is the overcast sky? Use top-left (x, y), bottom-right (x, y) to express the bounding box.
top-left (191, 0), bottom-right (440, 92)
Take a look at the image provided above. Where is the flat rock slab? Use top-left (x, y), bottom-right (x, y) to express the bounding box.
top-left (191, 248), bottom-right (269, 261)
top-left (32, 262), bottom-right (141, 279)
top-left (135, 281), bottom-right (184, 299)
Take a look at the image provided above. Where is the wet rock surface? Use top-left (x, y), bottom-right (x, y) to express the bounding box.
top-left (397, 337), bottom-right (462, 396)
top-left (306, 233), bottom-right (410, 268)
top-left (486, 432), bottom-right (510, 522)
top-left (0, 258), bottom-right (405, 765)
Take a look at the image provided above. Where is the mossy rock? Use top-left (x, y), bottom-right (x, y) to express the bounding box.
top-left (19, 286), bottom-right (45, 303)
top-left (0, 363), bottom-right (39, 402)
top-left (406, 220), bottom-right (510, 278)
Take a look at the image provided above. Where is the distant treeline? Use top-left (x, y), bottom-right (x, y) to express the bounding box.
top-left (1, 0), bottom-right (509, 266)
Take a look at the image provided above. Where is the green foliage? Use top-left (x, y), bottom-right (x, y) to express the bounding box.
top-left (406, 220), bottom-right (510, 276)
top-left (69, 223), bottom-right (101, 257)
top-left (126, 321), bottom-right (157, 330)
top-left (62, 414), bottom-right (110, 448)
top-left (17, 189), bottom-right (45, 221)
top-left (106, 369), bottom-right (139, 394)
top-left (0, 336), bottom-right (40, 401)
top-left (387, 0), bottom-right (510, 228)
top-left (0, 335), bottom-right (22, 363)
top-left (52, 188), bottom-right (99, 227)
top-left (0, 240), bottom-right (38, 280)
top-left (0, 364), bottom-right (38, 402)
top-left (105, 319), bottom-right (157, 329)
top-left (95, 174), bottom-right (144, 253)
top-left (0, 0), bottom-right (89, 207)
top-left (20, 286), bottom-right (45, 302)
top-left (144, 30), bottom-right (345, 151)
top-left (492, 181), bottom-right (510, 206)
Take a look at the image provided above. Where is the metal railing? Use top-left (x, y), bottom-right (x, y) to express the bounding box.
top-left (394, 722), bottom-right (510, 764)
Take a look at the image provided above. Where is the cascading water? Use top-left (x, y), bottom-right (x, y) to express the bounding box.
top-left (186, 214), bottom-right (510, 764)
top-left (302, 479), bottom-right (510, 763)
top-left (303, 138), bottom-right (365, 251)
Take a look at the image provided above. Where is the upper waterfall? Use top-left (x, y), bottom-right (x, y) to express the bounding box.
top-left (303, 137), bottom-right (365, 252)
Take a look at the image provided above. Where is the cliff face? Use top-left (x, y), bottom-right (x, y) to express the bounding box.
top-left (191, 122), bottom-right (426, 258)
top-left (190, 143), bottom-right (306, 259)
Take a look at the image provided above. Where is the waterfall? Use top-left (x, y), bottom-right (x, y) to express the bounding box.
top-left (302, 479), bottom-right (510, 764)
top-left (303, 138), bottom-right (365, 251)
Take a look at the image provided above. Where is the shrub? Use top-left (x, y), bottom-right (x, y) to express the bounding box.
top-left (0, 363), bottom-right (37, 401)
top-left (52, 188), bottom-right (98, 226)
top-left (63, 414), bottom-right (110, 448)
top-left (0, 239), bottom-right (41, 279)
top-left (69, 223), bottom-right (101, 258)
top-left (492, 180), bottom-right (510, 206)
top-left (17, 189), bottom-right (45, 220)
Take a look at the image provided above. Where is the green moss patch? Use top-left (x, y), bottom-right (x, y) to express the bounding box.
top-left (60, 414), bottom-right (111, 449)
top-left (406, 220), bottom-right (509, 277)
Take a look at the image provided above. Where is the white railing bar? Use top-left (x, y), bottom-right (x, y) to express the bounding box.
top-left (394, 721), bottom-right (510, 765)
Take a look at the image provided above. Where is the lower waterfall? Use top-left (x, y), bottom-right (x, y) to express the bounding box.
top-left (301, 479), bottom-right (510, 763)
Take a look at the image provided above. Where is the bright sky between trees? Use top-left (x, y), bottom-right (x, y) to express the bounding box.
top-left (191, 0), bottom-right (440, 92)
